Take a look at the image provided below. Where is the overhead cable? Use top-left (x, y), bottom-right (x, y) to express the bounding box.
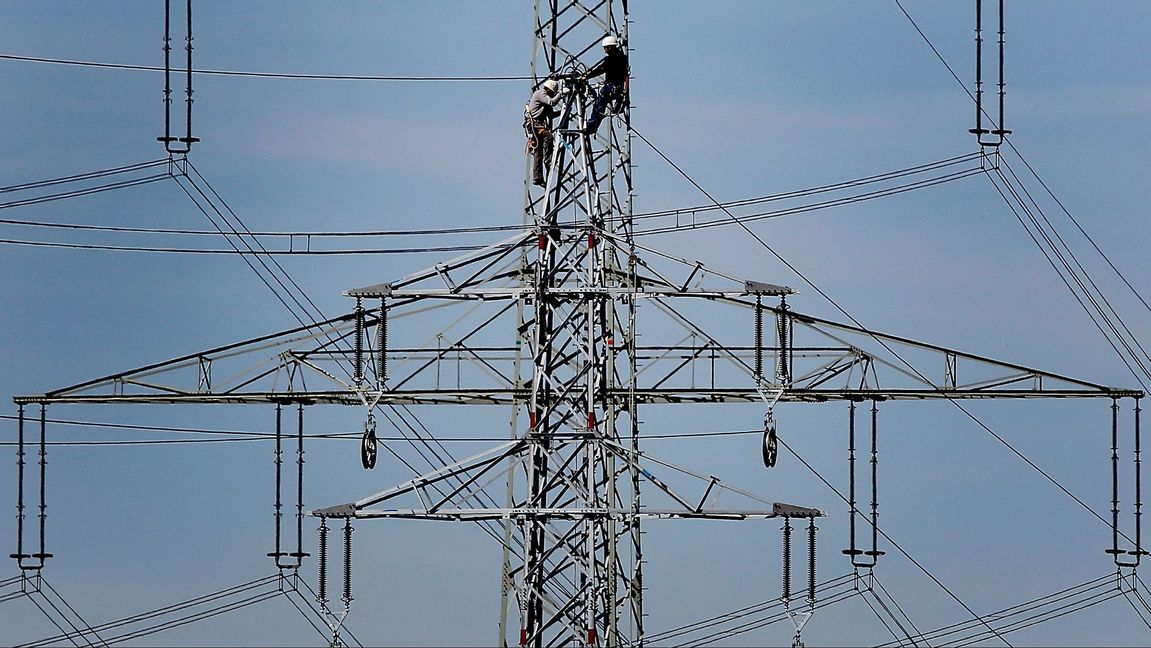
top-left (673, 586), bottom-right (861, 647)
top-left (645, 573), bottom-right (856, 643)
top-left (986, 169), bottom-right (1151, 392)
top-left (7, 574), bottom-right (105, 648)
top-left (184, 161), bottom-right (330, 327)
top-left (773, 434), bottom-right (1009, 646)
top-left (634, 151), bottom-right (982, 220)
top-left (875, 573), bottom-right (1113, 647)
top-left (870, 571), bottom-right (929, 645)
top-left (0, 163), bottom-right (981, 254)
top-left (0, 153), bottom-right (983, 258)
top-left (634, 166), bottom-right (984, 237)
top-left (0, 414), bottom-right (763, 442)
top-left (896, 0), bottom-right (1150, 388)
top-left (997, 158), bottom-right (1151, 386)
top-left (0, 152), bottom-right (977, 236)
top-left (857, 588), bottom-right (911, 647)
top-left (0, 53), bottom-right (530, 81)
top-left (19, 574), bottom-right (286, 647)
top-left (1004, 139), bottom-right (1151, 319)
top-left (635, 122), bottom-right (1144, 580)
top-left (0, 158), bottom-right (171, 194)
top-left (0, 174), bottom-right (171, 211)
top-left (0, 238), bottom-right (486, 255)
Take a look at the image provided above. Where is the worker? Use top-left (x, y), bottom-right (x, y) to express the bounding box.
top-left (583, 35), bottom-right (628, 135)
top-left (527, 78), bottom-right (560, 188)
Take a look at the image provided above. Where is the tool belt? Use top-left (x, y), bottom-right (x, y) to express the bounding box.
top-left (525, 118), bottom-right (550, 153)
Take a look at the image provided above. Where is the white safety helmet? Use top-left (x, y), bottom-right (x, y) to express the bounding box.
top-left (543, 79), bottom-right (558, 93)
top-left (601, 35), bottom-right (619, 48)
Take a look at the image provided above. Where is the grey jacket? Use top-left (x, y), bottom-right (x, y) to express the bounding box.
top-left (528, 87), bottom-right (558, 121)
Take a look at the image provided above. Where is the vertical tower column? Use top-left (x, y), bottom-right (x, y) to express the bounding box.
top-left (506, 1), bottom-right (637, 644)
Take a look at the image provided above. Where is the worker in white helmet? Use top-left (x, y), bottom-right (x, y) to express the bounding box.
top-left (526, 78), bottom-right (560, 187)
top-left (583, 35), bottom-right (628, 135)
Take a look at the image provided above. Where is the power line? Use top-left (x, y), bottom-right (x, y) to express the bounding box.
top-left (985, 168), bottom-right (1151, 392)
top-left (0, 173), bottom-right (171, 211)
top-left (870, 571), bottom-right (929, 646)
top-left (0, 155), bottom-right (973, 235)
top-left (0, 237), bottom-right (486, 255)
top-left (874, 573), bottom-right (1116, 647)
top-left (0, 52), bottom-right (531, 81)
top-left (776, 436), bottom-right (1011, 647)
top-left (645, 573), bottom-right (857, 643)
top-left (895, 0), bottom-right (1150, 387)
top-left (633, 151), bottom-right (982, 221)
top-left (998, 157), bottom-right (1151, 385)
top-left (636, 14), bottom-right (1151, 638)
top-left (890, 0), bottom-right (1149, 551)
top-left (0, 155), bottom-right (983, 254)
top-left (0, 414), bottom-right (763, 443)
top-left (0, 217), bottom-right (526, 237)
top-left (0, 152), bottom-right (986, 263)
top-left (631, 125), bottom-right (1011, 645)
top-left (1004, 138), bottom-right (1151, 319)
top-left (0, 158), bottom-right (171, 194)
top-left (634, 165), bottom-right (985, 237)
top-left (638, 119), bottom-right (1146, 638)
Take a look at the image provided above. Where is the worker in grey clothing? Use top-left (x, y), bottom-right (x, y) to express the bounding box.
top-left (527, 79), bottom-right (560, 187)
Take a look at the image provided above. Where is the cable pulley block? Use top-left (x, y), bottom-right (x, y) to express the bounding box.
top-left (762, 414), bottom-right (778, 469)
top-left (359, 425), bottom-right (377, 471)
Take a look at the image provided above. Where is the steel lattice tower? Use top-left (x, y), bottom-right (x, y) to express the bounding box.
top-left (516, 2), bottom-right (639, 642)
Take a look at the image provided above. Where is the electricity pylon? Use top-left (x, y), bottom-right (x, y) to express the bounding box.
top-left (12, 1), bottom-right (1145, 647)
top-left (317, 4), bottom-right (825, 644)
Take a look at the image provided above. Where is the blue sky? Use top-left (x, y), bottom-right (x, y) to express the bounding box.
top-left (1, 2), bottom-right (1150, 646)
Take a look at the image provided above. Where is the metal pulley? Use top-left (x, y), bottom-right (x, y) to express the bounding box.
top-left (361, 413), bottom-right (377, 470)
top-left (762, 413), bottom-right (778, 468)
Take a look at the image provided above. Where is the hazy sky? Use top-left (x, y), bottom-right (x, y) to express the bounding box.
top-left (2, 2), bottom-right (1150, 646)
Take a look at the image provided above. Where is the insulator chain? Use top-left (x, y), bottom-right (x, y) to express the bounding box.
top-left (11, 405), bottom-right (27, 566)
top-left (377, 298), bottom-right (388, 387)
top-left (317, 520), bottom-right (329, 606)
top-left (777, 298), bottom-right (793, 385)
top-left (844, 400), bottom-right (885, 568)
top-left (157, 0), bottom-right (198, 153)
top-left (781, 514), bottom-right (819, 648)
top-left (807, 520), bottom-right (817, 606)
top-left (11, 405), bottom-right (52, 571)
top-left (342, 520), bottom-right (354, 606)
top-left (969, 0), bottom-right (1011, 147)
top-left (868, 401), bottom-right (883, 564)
top-left (1110, 397), bottom-right (1146, 567)
top-left (35, 406), bottom-right (49, 567)
top-left (293, 404), bottom-right (308, 566)
top-left (354, 297), bottom-right (365, 387)
top-left (754, 295), bottom-right (764, 382)
top-left (269, 404), bottom-right (285, 566)
top-left (781, 518), bottom-right (792, 602)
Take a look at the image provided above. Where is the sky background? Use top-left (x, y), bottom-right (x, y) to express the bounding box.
top-left (1, 1), bottom-right (1150, 646)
